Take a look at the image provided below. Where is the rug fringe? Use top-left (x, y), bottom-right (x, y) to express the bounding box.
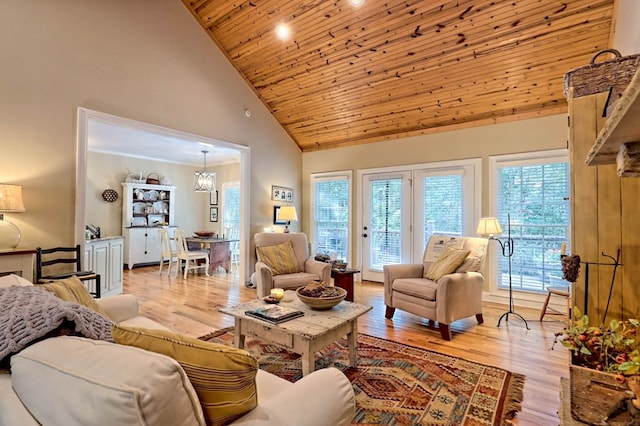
top-left (198, 326), bottom-right (234, 341)
top-left (502, 372), bottom-right (526, 425)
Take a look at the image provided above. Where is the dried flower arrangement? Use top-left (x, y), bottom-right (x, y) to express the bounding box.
top-left (554, 307), bottom-right (640, 382)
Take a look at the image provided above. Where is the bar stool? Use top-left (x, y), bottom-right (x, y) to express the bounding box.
top-left (539, 286), bottom-right (571, 321)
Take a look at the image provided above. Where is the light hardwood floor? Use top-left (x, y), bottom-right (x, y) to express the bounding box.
top-left (123, 266), bottom-right (569, 425)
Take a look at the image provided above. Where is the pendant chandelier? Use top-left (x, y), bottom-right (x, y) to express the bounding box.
top-left (193, 150), bottom-right (216, 192)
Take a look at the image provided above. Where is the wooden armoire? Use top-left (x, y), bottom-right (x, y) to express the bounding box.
top-left (566, 55), bottom-right (640, 325)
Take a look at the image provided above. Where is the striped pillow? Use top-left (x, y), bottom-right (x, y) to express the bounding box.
top-left (112, 325), bottom-right (258, 426)
top-left (256, 241), bottom-right (301, 275)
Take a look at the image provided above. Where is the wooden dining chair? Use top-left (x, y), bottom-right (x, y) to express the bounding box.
top-left (159, 228), bottom-right (179, 277)
top-left (36, 245), bottom-right (101, 298)
top-left (175, 230), bottom-right (210, 279)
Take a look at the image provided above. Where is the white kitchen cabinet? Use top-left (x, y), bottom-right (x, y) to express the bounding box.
top-left (85, 237), bottom-right (124, 297)
top-left (123, 227), bottom-right (164, 269)
top-left (122, 183), bottom-right (176, 269)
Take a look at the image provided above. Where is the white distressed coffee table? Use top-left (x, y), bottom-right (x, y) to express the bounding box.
top-left (219, 290), bottom-right (372, 376)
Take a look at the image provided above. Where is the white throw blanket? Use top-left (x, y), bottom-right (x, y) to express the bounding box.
top-left (0, 285), bottom-right (114, 362)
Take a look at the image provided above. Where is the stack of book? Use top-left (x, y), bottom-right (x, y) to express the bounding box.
top-left (245, 305), bottom-right (304, 324)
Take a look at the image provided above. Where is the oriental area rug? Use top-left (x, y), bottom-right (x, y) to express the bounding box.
top-left (200, 328), bottom-right (525, 425)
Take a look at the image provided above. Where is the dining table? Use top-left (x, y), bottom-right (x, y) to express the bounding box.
top-left (185, 236), bottom-right (238, 274)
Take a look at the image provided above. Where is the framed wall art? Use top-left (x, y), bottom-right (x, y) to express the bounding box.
top-left (209, 207), bottom-right (218, 222)
top-left (210, 190), bottom-right (218, 205)
top-left (271, 185), bottom-right (293, 203)
top-left (273, 206), bottom-right (287, 225)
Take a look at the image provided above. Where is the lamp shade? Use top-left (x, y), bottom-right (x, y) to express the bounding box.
top-left (277, 206), bottom-right (298, 222)
top-left (476, 217), bottom-right (502, 236)
top-left (0, 184), bottom-right (25, 212)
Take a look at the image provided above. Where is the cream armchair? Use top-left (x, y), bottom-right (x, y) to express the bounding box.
top-left (254, 232), bottom-right (331, 299)
top-left (383, 235), bottom-right (488, 340)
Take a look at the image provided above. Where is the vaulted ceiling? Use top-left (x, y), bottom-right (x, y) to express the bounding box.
top-left (183, 0), bottom-right (616, 152)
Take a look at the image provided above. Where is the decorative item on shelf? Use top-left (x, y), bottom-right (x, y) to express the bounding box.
top-left (101, 189), bottom-right (118, 202)
top-left (276, 205), bottom-right (298, 233)
top-left (0, 184), bottom-right (26, 249)
top-left (146, 173), bottom-right (160, 185)
top-left (194, 150), bottom-right (216, 192)
top-left (126, 170), bottom-right (145, 183)
top-left (476, 215), bottom-right (530, 330)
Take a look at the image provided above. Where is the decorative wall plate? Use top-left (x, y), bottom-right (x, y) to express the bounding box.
top-left (102, 189), bottom-right (118, 202)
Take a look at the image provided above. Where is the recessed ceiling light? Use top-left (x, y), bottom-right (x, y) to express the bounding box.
top-left (348, 0), bottom-right (364, 6)
top-left (275, 24), bottom-right (290, 40)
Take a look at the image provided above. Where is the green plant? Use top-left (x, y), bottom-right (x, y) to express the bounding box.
top-left (554, 307), bottom-right (640, 376)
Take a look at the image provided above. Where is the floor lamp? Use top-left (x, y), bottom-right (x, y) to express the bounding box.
top-left (477, 214), bottom-right (530, 330)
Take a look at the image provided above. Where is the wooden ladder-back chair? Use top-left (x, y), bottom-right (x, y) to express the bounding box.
top-left (159, 228), bottom-right (179, 277)
top-left (175, 230), bottom-right (210, 279)
top-left (36, 245), bottom-right (101, 298)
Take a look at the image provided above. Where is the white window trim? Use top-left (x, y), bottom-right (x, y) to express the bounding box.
top-left (485, 148), bottom-right (570, 309)
top-left (309, 170), bottom-right (353, 264)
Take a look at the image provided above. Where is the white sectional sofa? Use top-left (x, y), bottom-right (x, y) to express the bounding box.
top-left (0, 275), bottom-right (355, 426)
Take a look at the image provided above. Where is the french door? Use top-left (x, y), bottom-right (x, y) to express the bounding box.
top-left (359, 160), bottom-right (480, 282)
top-left (361, 172), bottom-right (412, 282)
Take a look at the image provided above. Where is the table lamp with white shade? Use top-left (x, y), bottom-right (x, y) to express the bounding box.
top-left (277, 206), bottom-right (298, 233)
top-left (0, 184), bottom-right (26, 249)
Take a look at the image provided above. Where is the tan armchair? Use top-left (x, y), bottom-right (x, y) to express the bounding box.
top-left (383, 235), bottom-right (488, 340)
top-left (254, 232), bottom-right (331, 299)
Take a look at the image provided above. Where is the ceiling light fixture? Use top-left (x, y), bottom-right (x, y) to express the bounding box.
top-left (193, 150), bottom-right (216, 192)
top-left (275, 24), bottom-right (290, 40)
top-left (348, 0), bottom-right (365, 6)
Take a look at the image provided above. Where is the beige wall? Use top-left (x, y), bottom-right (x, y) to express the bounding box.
top-left (86, 152), bottom-right (240, 238)
top-left (0, 0), bottom-right (300, 251)
top-left (613, 0), bottom-right (640, 55)
top-left (302, 114), bottom-right (568, 292)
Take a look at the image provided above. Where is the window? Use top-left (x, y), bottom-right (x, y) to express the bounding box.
top-left (222, 182), bottom-right (240, 234)
top-left (310, 172), bottom-right (351, 262)
top-left (490, 150), bottom-right (570, 293)
top-left (423, 173), bottom-right (463, 240)
top-left (412, 160), bottom-right (481, 262)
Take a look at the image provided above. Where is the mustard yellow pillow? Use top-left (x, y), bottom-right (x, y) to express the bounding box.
top-left (425, 247), bottom-right (470, 281)
top-left (256, 241), bottom-right (301, 275)
top-left (40, 276), bottom-right (110, 318)
top-left (112, 325), bottom-right (258, 426)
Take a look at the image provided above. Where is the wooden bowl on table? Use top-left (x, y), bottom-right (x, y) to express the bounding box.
top-left (296, 286), bottom-right (347, 310)
top-left (194, 231), bottom-right (214, 238)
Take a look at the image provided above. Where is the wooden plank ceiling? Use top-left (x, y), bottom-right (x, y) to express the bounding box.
top-left (183, 0), bottom-right (615, 152)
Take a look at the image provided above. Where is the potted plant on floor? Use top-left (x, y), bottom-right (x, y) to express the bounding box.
top-left (553, 308), bottom-right (640, 424)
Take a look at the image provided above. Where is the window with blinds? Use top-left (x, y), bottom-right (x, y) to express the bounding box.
top-left (495, 156), bottom-right (570, 293)
top-left (222, 184), bottom-right (240, 232)
top-left (312, 175), bottom-right (350, 260)
top-left (423, 174), bottom-right (463, 242)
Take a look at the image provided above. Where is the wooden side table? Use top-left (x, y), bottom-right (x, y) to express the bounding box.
top-left (0, 248), bottom-right (36, 282)
top-left (331, 268), bottom-right (359, 302)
